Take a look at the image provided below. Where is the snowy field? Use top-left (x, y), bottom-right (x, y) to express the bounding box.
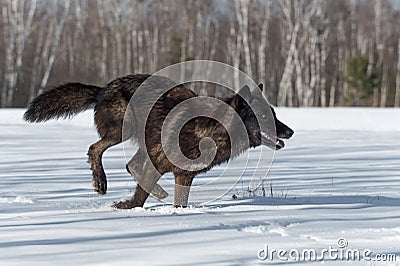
top-left (1, 108), bottom-right (400, 265)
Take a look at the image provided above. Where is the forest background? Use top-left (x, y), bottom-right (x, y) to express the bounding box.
top-left (1, 0), bottom-right (400, 108)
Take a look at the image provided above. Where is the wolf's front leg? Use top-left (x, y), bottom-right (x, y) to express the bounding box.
top-left (174, 174), bottom-right (195, 208)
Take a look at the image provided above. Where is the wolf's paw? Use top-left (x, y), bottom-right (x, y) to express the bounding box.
top-left (112, 200), bottom-right (143, 209)
top-left (174, 204), bottom-right (188, 208)
top-left (92, 175), bottom-right (107, 195)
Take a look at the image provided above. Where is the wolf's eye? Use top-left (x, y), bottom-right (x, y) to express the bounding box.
top-left (261, 114), bottom-right (266, 119)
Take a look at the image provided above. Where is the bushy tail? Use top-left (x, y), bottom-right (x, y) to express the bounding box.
top-left (24, 83), bottom-right (103, 122)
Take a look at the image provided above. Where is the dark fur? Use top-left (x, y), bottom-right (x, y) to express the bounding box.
top-left (24, 83), bottom-right (102, 122)
top-left (24, 74), bottom-right (294, 208)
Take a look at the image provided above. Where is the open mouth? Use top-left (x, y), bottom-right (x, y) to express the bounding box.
top-left (260, 132), bottom-right (285, 150)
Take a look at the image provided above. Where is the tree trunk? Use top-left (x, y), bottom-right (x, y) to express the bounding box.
top-left (2, 2), bottom-right (16, 107)
top-left (395, 37), bottom-right (400, 107)
top-left (258, 1), bottom-right (271, 90)
top-left (28, 26), bottom-right (45, 101)
top-left (235, 0), bottom-right (252, 77)
top-left (228, 10), bottom-right (242, 91)
top-left (151, 12), bottom-right (159, 72)
top-left (329, 74), bottom-right (337, 107)
top-left (98, 0), bottom-right (108, 81)
top-left (320, 29), bottom-right (329, 107)
top-left (373, 0), bottom-right (382, 107)
top-left (380, 52), bottom-right (389, 107)
top-left (278, 16), bottom-right (299, 106)
top-left (337, 15), bottom-right (348, 105)
top-left (350, 0), bottom-right (357, 57)
top-left (308, 28), bottom-right (317, 107)
top-left (39, 1), bottom-right (70, 94)
top-left (137, 30), bottom-right (144, 73)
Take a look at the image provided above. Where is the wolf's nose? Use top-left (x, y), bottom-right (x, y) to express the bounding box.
top-left (286, 128), bottom-right (294, 138)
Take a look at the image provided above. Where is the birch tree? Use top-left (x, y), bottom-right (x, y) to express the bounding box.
top-left (228, 7), bottom-right (242, 90)
top-left (97, 0), bottom-right (109, 81)
top-left (235, 0), bottom-right (252, 77)
top-left (1, 0), bottom-right (400, 108)
top-left (38, 1), bottom-right (70, 94)
top-left (374, 0), bottom-right (383, 107)
top-left (257, 1), bottom-right (272, 90)
top-left (315, 1), bottom-right (329, 107)
top-left (337, 12), bottom-right (349, 105)
top-left (350, 0), bottom-right (358, 57)
top-left (278, 0), bottom-right (316, 106)
top-left (395, 36), bottom-right (400, 107)
top-left (1, 0), bottom-right (36, 107)
top-left (277, 0), bottom-right (298, 106)
top-left (28, 24), bottom-right (45, 101)
top-left (1, 3), bottom-right (16, 107)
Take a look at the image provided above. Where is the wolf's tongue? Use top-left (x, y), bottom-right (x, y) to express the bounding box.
top-left (277, 139), bottom-right (285, 149)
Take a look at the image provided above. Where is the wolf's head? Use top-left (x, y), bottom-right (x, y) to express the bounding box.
top-left (230, 84), bottom-right (294, 150)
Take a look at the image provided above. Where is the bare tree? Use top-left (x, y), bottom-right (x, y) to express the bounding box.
top-left (315, 1), bottom-right (329, 107)
top-left (257, 1), bottom-right (271, 89)
top-left (2, 0), bottom-right (400, 108)
top-left (337, 12), bottom-right (349, 105)
top-left (278, 0), bottom-right (316, 106)
top-left (277, 0), bottom-right (298, 106)
top-left (235, 0), bottom-right (252, 77)
top-left (28, 23), bottom-right (45, 101)
top-left (97, 0), bottom-right (109, 81)
top-left (395, 36), bottom-right (400, 108)
top-left (1, 2), bottom-right (16, 107)
top-left (350, 0), bottom-right (358, 57)
top-left (1, 0), bottom-right (36, 107)
top-left (227, 2), bottom-right (242, 90)
top-left (374, 0), bottom-right (383, 107)
top-left (38, 1), bottom-right (70, 94)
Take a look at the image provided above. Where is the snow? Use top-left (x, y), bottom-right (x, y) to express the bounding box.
top-left (1, 108), bottom-right (400, 265)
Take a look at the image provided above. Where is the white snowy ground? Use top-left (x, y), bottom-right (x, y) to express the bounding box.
top-left (1, 108), bottom-right (400, 265)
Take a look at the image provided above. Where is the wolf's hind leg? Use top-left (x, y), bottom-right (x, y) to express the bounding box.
top-left (87, 137), bottom-right (120, 195)
top-left (126, 151), bottom-right (169, 199)
top-left (113, 162), bottom-right (161, 209)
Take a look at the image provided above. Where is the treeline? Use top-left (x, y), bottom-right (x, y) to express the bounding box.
top-left (1, 0), bottom-right (400, 107)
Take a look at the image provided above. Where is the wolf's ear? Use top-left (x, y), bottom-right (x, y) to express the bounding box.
top-left (238, 85), bottom-right (252, 101)
top-left (231, 85), bottom-right (252, 109)
top-left (258, 83), bottom-right (263, 91)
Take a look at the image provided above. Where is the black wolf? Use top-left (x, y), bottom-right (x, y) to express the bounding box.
top-left (24, 74), bottom-right (294, 208)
